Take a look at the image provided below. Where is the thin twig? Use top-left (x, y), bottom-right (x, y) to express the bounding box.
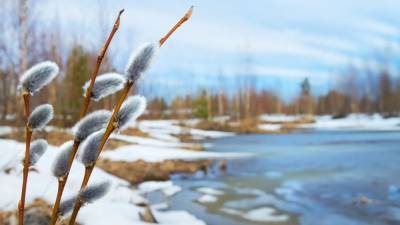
top-left (48, 9), bottom-right (124, 225)
top-left (68, 83), bottom-right (130, 225)
top-left (79, 9), bottom-right (124, 118)
top-left (68, 7), bottom-right (194, 224)
top-left (159, 6), bottom-right (193, 46)
top-left (18, 93), bottom-right (31, 225)
top-left (48, 141), bottom-right (79, 225)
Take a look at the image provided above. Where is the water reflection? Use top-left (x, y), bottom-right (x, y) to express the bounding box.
top-left (169, 131), bottom-right (400, 225)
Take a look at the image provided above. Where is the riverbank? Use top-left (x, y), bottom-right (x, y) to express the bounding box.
top-left (175, 113), bottom-right (400, 135)
top-left (0, 120), bottom-right (246, 225)
top-left (1, 115), bottom-right (399, 224)
top-left (169, 130), bottom-right (400, 225)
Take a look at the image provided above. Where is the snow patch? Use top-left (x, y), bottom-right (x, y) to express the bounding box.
top-left (301, 114), bottom-right (400, 131)
top-left (101, 144), bottom-right (251, 163)
top-left (258, 124), bottom-right (282, 131)
top-left (196, 187), bottom-right (224, 196)
top-left (0, 139), bottom-right (205, 225)
top-left (244, 207), bottom-right (289, 222)
top-left (221, 207), bottom-right (289, 222)
top-left (197, 194), bottom-right (218, 203)
top-left (138, 181), bottom-right (182, 197)
top-left (260, 114), bottom-right (302, 123)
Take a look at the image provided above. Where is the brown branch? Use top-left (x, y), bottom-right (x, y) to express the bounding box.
top-left (79, 9), bottom-right (124, 118)
top-left (22, 94), bottom-right (30, 119)
top-left (18, 93), bottom-right (31, 225)
top-left (48, 140), bottom-right (80, 225)
top-left (48, 180), bottom-right (63, 225)
top-left (48, 9), bottom-right (124, 225)
top-left (68, 199), bottom-right (82, 225)
top-left (68, 7), bottom-right (194, 224)
top-left (68, 82), bottom-right (131, 225)
top-left (159, 6), bottom-right (193, 46)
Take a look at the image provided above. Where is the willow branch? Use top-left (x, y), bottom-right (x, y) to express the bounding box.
top-left (68, 82), bottom-right (131, 225)
top-left (79, 9), bottom-right (124, 118)
top-left (18, 93), bottom-right (31, 225)
top-left (69, 7), bottom-right (193, 224)
top-left (159, 6), bottom-right (193, 46)
top-left (48, 9), bottom-right (124, 225)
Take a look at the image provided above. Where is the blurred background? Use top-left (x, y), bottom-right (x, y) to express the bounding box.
top-left (1, 0), bottom-right (400, 125)
top-left (1, 1), bottom-right (400, 225)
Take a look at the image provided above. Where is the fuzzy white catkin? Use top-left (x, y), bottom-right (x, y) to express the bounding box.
top-left (29, 139), bottom-right (48, 165)
top-left (125, 42), bottom-right (158, 82)
top-left (58, 196), bottom-right (76, 216)
top-left (72, 110), bottom-right (111, 141)
top-left (117, 95), bottom-right (146, 130)
top-left (52, 141), bottom-right (73, 178)
top-left (19, 61), bottom-right (59, 94)
top-left (82, 73), bottom-right (126, 101)
top-left (79, 129), bottom-right (105, 167)
top-left (27, 104), bottom-right (54, 130)
top-left (79, 181), bottom-right (111, 204)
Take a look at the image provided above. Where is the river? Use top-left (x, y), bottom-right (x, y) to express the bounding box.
top-left (167, 130), bottom-right (400, 225)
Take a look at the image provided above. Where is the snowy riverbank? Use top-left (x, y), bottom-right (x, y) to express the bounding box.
top-left (0, 120), bottom-right (243, 224)
top-left (259, 114), bottom-right (400, 132)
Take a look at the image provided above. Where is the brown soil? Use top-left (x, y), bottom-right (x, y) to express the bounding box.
top-left (121, 128), bottom-right (149, 137)
top-left (190, 116), bottom-right (315, 135)
top-left (97, 159), bottom-right (211, 185)
top-left (0, 199), bottom-right (80, 225)
top-left (189, 119), bottom-right (268, 134)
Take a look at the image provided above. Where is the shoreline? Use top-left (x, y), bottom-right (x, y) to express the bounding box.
top-left (1, 114), bottom-right (399, 224)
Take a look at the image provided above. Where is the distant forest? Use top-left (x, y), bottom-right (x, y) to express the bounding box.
top-left (1, 0), bottom-right (400, 126)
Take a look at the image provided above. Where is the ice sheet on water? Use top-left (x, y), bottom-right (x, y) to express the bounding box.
top-left (197, 194), bottom-right (218, 203)
top-left (220, 206), bottom-right (289, 222)
top-left (196, 187), bottom-right (224, 196)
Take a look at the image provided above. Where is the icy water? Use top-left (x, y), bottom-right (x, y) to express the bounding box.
top-left (169, 130), bottom-right (400, 225)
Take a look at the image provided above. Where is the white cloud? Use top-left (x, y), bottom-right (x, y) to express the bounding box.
top-left (357, 19), bottom-right (400, 37)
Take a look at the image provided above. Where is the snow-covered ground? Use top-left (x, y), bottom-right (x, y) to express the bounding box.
top-left (258, 113), bottom-right (400, 131)
top-left (137, 120), bottom-right (234, 141)
top-left (260, 114), bottom-right (303, 123)
top-left (0, 139), bottom-right (207, 225)
top-left (0, 126), bottom-right (12, 136)
top-left (301, 114), bottom-right (400, 131)
top-left (0, 120), bottom-right (242, 224)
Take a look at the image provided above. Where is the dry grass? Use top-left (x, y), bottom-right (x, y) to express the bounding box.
top-left (97, 159), bottom-right (211, 185)
top-left (0, 128), bottom-right (73, 146)
top-left (191, 119), bottom-right (266, 134)
top-left (121, 127), bottom-right (149, 137)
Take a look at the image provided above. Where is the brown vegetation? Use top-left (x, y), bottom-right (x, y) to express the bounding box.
top-left (0, 199), bottom-right (81, 225)
top-left (97, 159), bottom-right (211, 185)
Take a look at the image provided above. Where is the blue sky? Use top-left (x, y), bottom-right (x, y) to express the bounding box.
top-left (39, 0), bottom-right (400, 100)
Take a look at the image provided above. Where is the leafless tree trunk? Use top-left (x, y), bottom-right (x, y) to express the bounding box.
top-left (19, 0), bottom-right (29, 74)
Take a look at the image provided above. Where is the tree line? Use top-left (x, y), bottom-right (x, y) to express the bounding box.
top-left (1, 0), bottom-right (400, 126)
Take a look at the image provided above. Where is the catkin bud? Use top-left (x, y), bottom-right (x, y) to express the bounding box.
top-left (83, 73), bottom-right (126, 101)
top-left (29, 139), bottom-right (48, 165)
top-left (27, 104), bottom-right (54, 130)
top-left (125, 43), bottom-right (158, 82)
top-left (18, 61), bottom-right (59, 94)
top-left (52, 141), bottom-right (73, 179)
top-left (72, 110), bottom-right (111, 141)
top-left (79, 129), bottom-right (105, 167)
top-left (116, 95), bottom-right (146, 130)
top-left (79, 181), bottom-right (111, 204)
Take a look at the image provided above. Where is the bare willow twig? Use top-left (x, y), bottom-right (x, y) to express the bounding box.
top-left (48, 9), bottom-right (124, 225)
top-left (68, 6), bottom-right (194, 225)
top-left (18, 93), bottom-right (31, 225)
